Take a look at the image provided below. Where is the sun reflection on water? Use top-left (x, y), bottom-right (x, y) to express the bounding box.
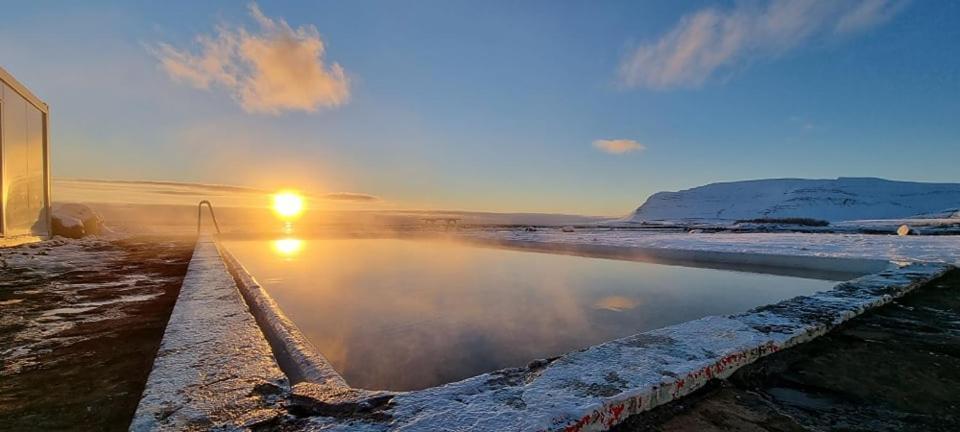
top-left (272, 238), bottom-right (304, 258)
top-left (592, 295), bottom-right (640, 312)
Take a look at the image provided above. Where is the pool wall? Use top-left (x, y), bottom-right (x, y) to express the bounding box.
top-left (220, 238), bottom-right (950, 431)
top-left (220, 245), bottom-right (350, 389)
top-left (130, 237), bottom-right (288, 431)
top-left (132, 235), bottom-right (954, 431)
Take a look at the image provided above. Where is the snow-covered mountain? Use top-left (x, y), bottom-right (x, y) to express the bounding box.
top-left (630, 177), bottom-right (960, 222)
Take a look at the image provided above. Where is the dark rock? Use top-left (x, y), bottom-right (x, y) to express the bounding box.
top-left (51, 216), bottom-right (85, 238)
top-left (51, 203), bottom-right (105, 238)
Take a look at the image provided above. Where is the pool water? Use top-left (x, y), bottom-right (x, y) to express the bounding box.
top-left (223, 237), bottom-right (837, 391)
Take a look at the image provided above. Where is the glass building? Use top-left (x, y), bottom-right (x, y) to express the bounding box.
top-left (1, 67), bottom-right (51, 246)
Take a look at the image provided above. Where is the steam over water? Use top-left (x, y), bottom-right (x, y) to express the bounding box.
top-left (223, 237), bottom-right (835, 390)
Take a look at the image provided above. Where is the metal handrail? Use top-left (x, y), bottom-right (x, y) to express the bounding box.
top-left (197, 200), bottom-right (222, 235)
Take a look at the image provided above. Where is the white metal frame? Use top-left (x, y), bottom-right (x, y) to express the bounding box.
top-left (0, 66), bottom-right (52, 246)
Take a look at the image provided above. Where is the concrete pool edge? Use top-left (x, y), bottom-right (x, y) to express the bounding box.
top-left (219, 244), bottom-right (351, 389)
top-left (212, 237), bottom-right (953, 431)
top-left (130, 236), bottom-right (288, 431)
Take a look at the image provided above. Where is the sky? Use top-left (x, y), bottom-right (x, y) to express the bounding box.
top-left (1, 0), bottom-right (958, 216)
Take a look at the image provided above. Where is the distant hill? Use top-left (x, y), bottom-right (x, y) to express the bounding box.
top-left (629, 177), bottom-right (960, 222)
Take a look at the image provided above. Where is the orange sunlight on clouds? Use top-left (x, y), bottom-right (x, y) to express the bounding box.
top-left (153, 3), bottom-right (349, 114)
top-left (592, 139), bottom-right (646, 155)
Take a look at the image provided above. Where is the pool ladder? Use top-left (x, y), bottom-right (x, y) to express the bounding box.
top-left (197, 200), bottom-right (222, 235)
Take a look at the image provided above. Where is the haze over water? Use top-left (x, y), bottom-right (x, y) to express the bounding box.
top-left (224, 237), bottom-right (835, 390)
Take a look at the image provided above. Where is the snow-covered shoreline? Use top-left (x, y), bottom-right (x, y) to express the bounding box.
top-left (458, 228), bottom-right (960, 265)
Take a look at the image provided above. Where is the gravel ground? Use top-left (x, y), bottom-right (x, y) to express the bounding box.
top-left (0, 236), bottom-right (195, 432)
top-left (613, 269), bottom-right (960, 432)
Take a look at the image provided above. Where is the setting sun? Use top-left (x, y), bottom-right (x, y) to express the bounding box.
top-left (272, 191), bottom-right (304, 219)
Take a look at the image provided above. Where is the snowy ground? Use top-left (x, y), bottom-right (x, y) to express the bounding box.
top-left (459, 228), bottom-right (960, 265)
top-left (0, 236), bottom-right (194, 431)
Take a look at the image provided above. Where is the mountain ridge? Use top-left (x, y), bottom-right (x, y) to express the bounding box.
top-left (630, 177), bottom-right (960, 222)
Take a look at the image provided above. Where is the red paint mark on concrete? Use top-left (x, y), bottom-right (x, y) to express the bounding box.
top-left (606, 403), bottom-right (626, 428)
top-left (563, 414), bottom-right (591, 432)
top-left (558, 341), bottom-right (790, 431)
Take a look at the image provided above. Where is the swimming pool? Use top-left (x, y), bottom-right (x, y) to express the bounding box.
top-left (222, 237), bottom-right (838, 391)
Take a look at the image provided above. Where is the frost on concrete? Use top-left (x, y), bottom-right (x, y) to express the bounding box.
top-left (220, 248), bottom-right (349, 388)
top-left (130, 236), bottom-right (288, 431)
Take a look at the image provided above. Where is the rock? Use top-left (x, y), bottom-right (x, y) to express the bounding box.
top-left (51, 216), bottom-right (85, 239)
top-left (288, 382), bottom-right (394, 420)
top-left (52, 203), bottom-right (104, 238)
top-left (561, 226), bottom-right (575, 233)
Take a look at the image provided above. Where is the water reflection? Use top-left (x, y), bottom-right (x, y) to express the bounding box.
top-left (224, 238), bottom-right (835, 391)
top-left (592, 295), bottom-right (640, 312)
top-left (271, 238), bottom-right (304, 258)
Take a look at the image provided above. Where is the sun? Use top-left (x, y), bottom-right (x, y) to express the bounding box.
top-left (273, 191), bottom-right (304, 219)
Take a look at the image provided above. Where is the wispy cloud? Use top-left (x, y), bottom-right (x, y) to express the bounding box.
top-left (619, 0), bottom-right (905, 90)
top-left (55, 178), bottom-right (379, 205)
top-left (152, 3), bottom-right (349, 114)
top-left (321, 192), bottom-right (380, 202)
top-left (593, 139), bottom-right (646, 155)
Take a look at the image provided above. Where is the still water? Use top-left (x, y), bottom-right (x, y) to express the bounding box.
top-left (223, 237), bottom-right (836, 391)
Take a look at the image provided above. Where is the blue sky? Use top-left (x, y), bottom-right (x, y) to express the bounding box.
top-left (1, 1), bottom-right (957, 215)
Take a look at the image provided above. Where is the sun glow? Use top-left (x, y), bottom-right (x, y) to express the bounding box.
top-left (272, 238), bottom-right (304, 257)
top-left (273, 191), bottom-right (304, 219)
